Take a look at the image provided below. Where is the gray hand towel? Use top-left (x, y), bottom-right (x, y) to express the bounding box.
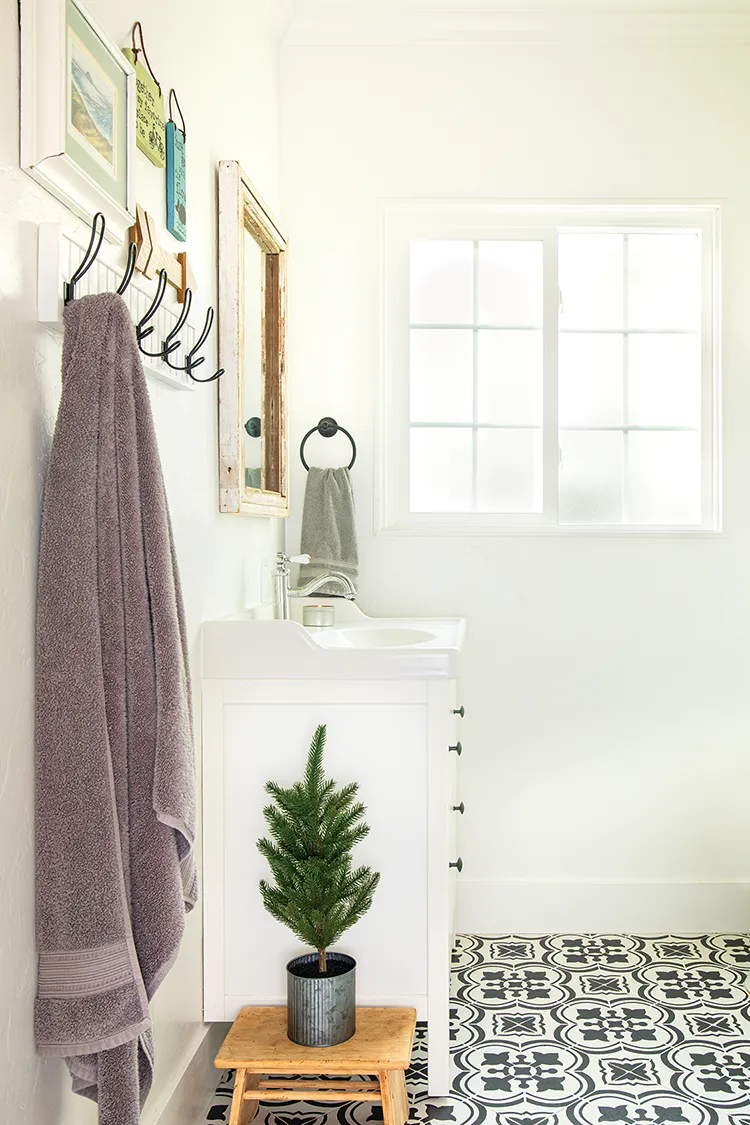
top-left (35, 293), bottom-right (197, 1125)
top-left (299, 466), bottom-right (358, 594)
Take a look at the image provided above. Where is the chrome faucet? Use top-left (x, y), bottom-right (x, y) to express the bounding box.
top-left (274, 552), bottom-right (357, 620)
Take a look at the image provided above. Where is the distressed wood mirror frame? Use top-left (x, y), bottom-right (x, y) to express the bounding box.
top-left (218, 160), bottom-right (288, 516)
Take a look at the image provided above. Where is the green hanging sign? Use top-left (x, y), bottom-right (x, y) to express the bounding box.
top-left (122, 24), bottom-right (165, 168)
top-left (166, 91), bottom-right (186, 241)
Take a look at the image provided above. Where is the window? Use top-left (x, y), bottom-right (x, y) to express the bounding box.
top-left (380, 207), bottom-right (720, 533)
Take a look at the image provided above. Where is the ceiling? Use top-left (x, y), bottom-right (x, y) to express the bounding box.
top-left (285, 0), bottom-right (750, 45)
top-left (291, 0), bottom-right (750, 11)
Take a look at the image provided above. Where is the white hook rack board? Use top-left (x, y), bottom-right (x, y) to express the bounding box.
top-left (37, 223), bottom-right (198, 392)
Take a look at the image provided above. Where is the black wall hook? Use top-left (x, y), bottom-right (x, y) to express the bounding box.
top-left (136, 268), bottom-right (168, 345)
top-left (65, 214), bottom-right (136, 304)
top-left (116, 241), bottom-right (137, 296)
top-left (300, 417), bottom-right (357, 471)
top-left (161, 287), bottom-right (193, 366)
top-left (182, 306), bottom-right (224, 383)
top-left (64, 212), bottom-right (106, 303)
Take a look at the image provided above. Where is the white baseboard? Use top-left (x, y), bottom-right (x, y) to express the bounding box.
top-left (145, 1023), bottom-right (229, 1125)
top-left (457, 879), bottom-right (750, 934)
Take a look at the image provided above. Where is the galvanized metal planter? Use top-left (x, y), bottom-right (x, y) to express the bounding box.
top-left (286, 952), bottom-right (356, 1047)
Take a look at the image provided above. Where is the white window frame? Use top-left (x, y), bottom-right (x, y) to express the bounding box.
top-left (377, 203), bottom-right (721, 536)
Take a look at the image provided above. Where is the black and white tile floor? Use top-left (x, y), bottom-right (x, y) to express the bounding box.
top-left (204, 934), bottom-right (750, 1125)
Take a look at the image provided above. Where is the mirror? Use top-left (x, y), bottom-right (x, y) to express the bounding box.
top-left (217, 160), bottom-right (288, 516)
top-left (243, 231), bottom-right (263, 491)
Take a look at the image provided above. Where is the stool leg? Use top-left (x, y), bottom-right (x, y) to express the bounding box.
top-left (229, 1068), bottom-right (260, 1125)
top-left (379, 1070), bottom-right (409, 1125)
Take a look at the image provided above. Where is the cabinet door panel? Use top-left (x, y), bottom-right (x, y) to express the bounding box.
top-left (222, 702), bottom-right (428, 1006)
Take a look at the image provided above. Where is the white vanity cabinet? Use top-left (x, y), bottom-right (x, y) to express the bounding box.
top-left (201, 612), bottom-right (465, 1097)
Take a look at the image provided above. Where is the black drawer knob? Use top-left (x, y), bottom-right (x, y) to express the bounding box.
top-left (449, 857), bottom-right (464, 873)
top-left (453, 705), bottom-right (465, 718)
top-left (449, 742), bottom-right (462, 755)
top-left (452, 802), bottom-right (465, 815)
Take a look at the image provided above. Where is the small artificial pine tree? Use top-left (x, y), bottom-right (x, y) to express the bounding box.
top-left (257, 724), bottom-right (380, 975)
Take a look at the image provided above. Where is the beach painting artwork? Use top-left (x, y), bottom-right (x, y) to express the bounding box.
top-left (67, 28), bottom-right (117, 177)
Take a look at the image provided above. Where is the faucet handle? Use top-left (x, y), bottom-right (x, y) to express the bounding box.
top-left (276, 552), bottom-right (311, 570)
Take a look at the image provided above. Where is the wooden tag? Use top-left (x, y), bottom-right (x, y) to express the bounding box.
top-left (122, 48), bottom-right (166, 168)
top-left (130, 203), bottom-right (195, 302)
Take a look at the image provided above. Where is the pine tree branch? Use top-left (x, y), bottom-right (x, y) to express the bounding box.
top-left (256, 723), bottom-right (380, 967)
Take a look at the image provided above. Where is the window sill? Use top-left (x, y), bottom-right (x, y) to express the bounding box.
top-left (374, 522), bottom-right (723, 539)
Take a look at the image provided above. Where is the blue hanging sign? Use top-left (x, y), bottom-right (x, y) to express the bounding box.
top-left (166, 91), bottom-right (186, 241)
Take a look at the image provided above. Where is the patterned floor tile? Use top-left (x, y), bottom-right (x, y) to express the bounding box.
top-left (706, 935), bottom-right (750, 969)
top-left (202, 934), bottom-right (750, 1125)
top-left (553, 996), bottom-right (681, 1053)
top-left (636, 962), bottom-right (749, 1008)
top-left (455, 963), bottom-right (572, 1010)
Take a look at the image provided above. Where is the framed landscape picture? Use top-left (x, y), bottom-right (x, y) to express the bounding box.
top-left (21, 0), bottom-right (135, 242)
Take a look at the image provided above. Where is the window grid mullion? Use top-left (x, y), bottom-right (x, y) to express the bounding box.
top-left (622, 234), bottom-right (630, 524)
top-left (471, 240), bottom-right (479, 511)
top-left (543, 235), bottom-right (559, 524)
top-left (410, 422), bottom-right (696, 432)
top-left (410, 323), bottom-right (698, 336)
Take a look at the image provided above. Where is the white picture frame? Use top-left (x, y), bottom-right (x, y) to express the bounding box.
top-left (20, 0), bottom-right (135, 243)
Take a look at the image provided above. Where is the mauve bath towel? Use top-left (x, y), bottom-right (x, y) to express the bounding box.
top-left (35, 293), bottom-right (197, 1124)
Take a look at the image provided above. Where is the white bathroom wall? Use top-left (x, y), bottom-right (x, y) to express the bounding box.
top-left (0, 1), bottom-right (289, 1122)
top-left (280, 7), bottom-right (750, 932)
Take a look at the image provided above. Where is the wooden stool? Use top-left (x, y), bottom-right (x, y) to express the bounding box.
top-left (215, 1005), bottom-right (417, 1125)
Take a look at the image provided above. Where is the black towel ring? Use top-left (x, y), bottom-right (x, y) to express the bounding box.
top-left (299, 417), bottom-right (357, 472)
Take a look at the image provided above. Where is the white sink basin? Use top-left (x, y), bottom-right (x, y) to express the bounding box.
top-left (202, 602), bottom-right (465, 680)
top-left (314, 626), bottom-right (435, 649)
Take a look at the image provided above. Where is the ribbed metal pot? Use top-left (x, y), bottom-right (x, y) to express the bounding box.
top-left (286, 952), bottom-right (356, 1047)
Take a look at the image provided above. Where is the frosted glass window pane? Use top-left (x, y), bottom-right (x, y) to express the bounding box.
top-left (559, 334), bottom-right (624, 427)
top-left (628, 234), bottom-right (701, 331)
top-left (477, 429), bottom-right (542, 512)
top-left (477, 241), bottom-right (543, 327)
top-left (626, 432), bottom-right (701, 525)
top-left (410, 240), bottom-right (473, 324)
top-left (559, 233), bottom-right (624, 330)
top-left (410, 329), bottom-right (473, 423)
top-left (477, 330), bottom-right (542, 426)
top-left (628, 335), bottom-right (701, 428)
top-left (410, 427), bottom-right (472, 512)
top-left (559, 431), bottom-right (623, 524)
